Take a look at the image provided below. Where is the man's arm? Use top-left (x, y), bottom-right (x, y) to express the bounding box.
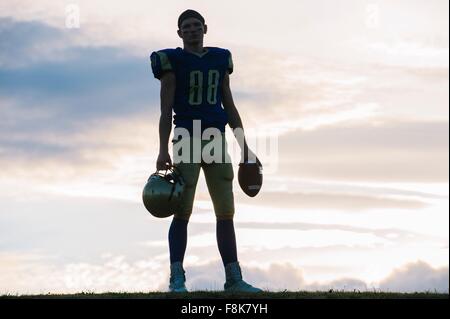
top-left (221, 71), bottom-right (254, 161)
top-left (156, 71), bottom-right (176, 170)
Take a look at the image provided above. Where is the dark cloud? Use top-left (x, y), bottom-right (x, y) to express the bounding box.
top-left (0, 45), bottom-right (159, 125)
top-left (0, 17), bottom-right (161, 162)
top-left (0, 17), bottom-right (65, 66)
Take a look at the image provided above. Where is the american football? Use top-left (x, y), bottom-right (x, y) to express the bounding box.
top-left (238, 158), bottom-right (263, 197)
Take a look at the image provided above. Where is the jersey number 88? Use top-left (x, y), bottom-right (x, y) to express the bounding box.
top-left (189, 70), bottom-right (220, 106)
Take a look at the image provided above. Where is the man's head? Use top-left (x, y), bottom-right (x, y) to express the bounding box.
top-left (177, 9), bottom-right (207, 44)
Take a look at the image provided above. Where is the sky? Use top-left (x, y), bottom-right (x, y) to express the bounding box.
top-left (0, 0), bottom-right (448, 294)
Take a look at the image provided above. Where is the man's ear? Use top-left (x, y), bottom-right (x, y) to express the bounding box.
top-left (203, 24), bottom-right (208, 34)
top-left (177, 29), bottom-right (182, 38)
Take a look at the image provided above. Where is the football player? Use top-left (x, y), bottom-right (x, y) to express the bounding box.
top-left (150, 9), bottom-right (261, 293)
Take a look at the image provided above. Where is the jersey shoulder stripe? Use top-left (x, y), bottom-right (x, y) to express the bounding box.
top-left (205, 47), bottom-right (233, 74)
top-left (227, 50), bottom-right (233, 74)
top-left (150, 48), bottom-right (177, 79)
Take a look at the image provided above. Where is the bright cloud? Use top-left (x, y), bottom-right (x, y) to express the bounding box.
top-left (1, 252), bottom-right (447, 294)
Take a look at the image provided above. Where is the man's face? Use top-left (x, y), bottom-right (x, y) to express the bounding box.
top-left (178, 17), bottom-right (207, 44)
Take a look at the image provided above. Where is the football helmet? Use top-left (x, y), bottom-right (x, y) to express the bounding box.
top-left (238, 157), bottom-right (263, 197)
top-left (142, 166), bottom-right (185, 218)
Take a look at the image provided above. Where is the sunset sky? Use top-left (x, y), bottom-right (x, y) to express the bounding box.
top-left (0, 0), bottom-right (448, 294)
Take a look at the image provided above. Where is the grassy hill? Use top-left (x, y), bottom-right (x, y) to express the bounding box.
top-left (2, 290), bottom-right (448, 299)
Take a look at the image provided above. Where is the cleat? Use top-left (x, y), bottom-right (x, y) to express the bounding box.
top-left (169, 262), bottom-right (188, 293)
top-left (224, 262), bottom-right (262, 293)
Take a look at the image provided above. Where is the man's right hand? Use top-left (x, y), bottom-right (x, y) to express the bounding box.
top-left (156, 152), bottom-right (172, 170)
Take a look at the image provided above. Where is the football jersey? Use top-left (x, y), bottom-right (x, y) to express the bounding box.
top-left (150, 47), bottom-right (233, 134)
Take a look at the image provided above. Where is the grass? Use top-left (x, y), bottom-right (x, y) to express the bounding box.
top-left (2, 290), bottom-right (448, 299)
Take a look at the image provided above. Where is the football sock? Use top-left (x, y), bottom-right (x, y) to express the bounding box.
top-left (168, 217), bottom-right (188, 264)
top-left (216, 219), bottom-right (238, 266)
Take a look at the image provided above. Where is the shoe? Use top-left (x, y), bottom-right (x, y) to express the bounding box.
top-left (224, 262), bottom-right (262, 292)
top-left (169, 262), bottom-right (188, 292)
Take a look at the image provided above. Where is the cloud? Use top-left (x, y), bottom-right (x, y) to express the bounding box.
top-left (0, 18), bottom-right (159, 139)
top-left (0, 252), bottom-right (167, 294)
top-left (0, 17), bottom-right (161, 181)
top-left (0, 52), bottom-right (159, 131)
top-left (0, 17), bottom-right (68, 67)
top-left (186, 221), bottom-right (436, 246)
top-left (174, 259), bottom-right (449, 293)
top-left (0, 113), bottom-right (159, 183)
top-left (1, 249), bottom-right (447, 294)
top-left (0, 2), bottom-right (447, 297)
top-left (379, 261), bottom-right (449, 293)
top-left (1, 17), bottom-right (448, 188)
top-left (0, 252), bottom-right (65, 294)
top-left (275, 120), bottom-right (449, 182)
top-left (184, 259), bottom-right (448, 292)
top-left (0, 195), bottom-right (169, 260)
top-left (280, 121), bottom-right (448, 152)
top-left (235, 191), bottom-right (428, 211)
top-left (185, 261), bottom-right (308, 292)
top-left (236, 222), bottom-right (437, 243)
